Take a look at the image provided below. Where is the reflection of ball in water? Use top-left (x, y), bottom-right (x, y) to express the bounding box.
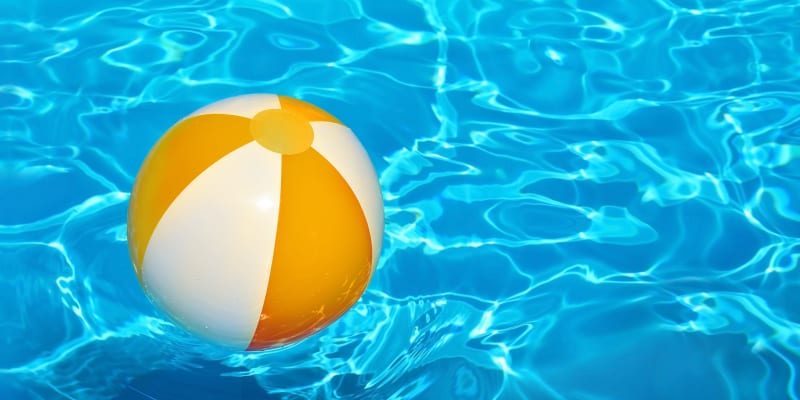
top-left (127, 94), bottom-right (384, 351)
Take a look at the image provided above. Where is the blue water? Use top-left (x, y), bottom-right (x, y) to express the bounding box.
top-left (2, 0), bottom-right (799, 399)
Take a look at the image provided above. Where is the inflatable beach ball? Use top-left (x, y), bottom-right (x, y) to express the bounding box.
top-left (127, 94), bottom-right (384, 351)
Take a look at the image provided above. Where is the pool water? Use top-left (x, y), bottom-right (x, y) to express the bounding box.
top-left (2, 1), bottom-right (800, 399)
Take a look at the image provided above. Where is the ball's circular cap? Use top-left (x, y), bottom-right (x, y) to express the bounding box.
top-left (250, 109), bottom-right (314, 155)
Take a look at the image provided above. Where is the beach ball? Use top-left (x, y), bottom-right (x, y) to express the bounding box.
top-left (127, 94), bottom-right (384, 351)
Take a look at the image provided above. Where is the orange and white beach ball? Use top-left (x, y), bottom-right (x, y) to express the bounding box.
top-left (126, 94), bottom-right (383, 351)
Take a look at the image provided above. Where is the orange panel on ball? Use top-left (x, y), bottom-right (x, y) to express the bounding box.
top-left (127, 114), bottom-right (253, 282)
top-left (247, 148), bottom-right (372, 350)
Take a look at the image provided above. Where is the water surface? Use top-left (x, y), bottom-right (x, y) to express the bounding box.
top-left (1, 1), bottom-right (799, 399)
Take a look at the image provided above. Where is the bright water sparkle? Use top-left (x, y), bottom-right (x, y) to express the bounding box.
top-left (1, 1), bottom-right (800, 399)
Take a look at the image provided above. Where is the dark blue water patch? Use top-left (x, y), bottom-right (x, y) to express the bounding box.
top-left (120, 365), bottom-right (272, 400)
top-left (705, 23), bottom-right (782, 40)
top-left (362, 0), bottom-right (431, 32)
top-left (385, 171), bottom-right (456, 201)
top-left (140, 11), bottom-right (216, 30)
top-left (704, 207), bottom-right (772, 271)
top-left (432, 0), bottom-right (484, 36)
top-left (462, 130), bottom-right (571, 170)
top-left (569, 119), bottom-right (649, 142)
top-left (0, 246), bottom-right (83, 369)
top-left (160, 29), bottom-right (207, 51)
top-left (730, 173), bottom-right (766, 204)
top-left (255, 367), bottom-right (332, 396)
top-left (752, 33), bottom-right (800, 82)
top-left (473, 4), bottom-right (546, 37)
top-left (508, 7), bottom-right (577, 30)
top-left (476, 322), bottom-right (531, 349)
top-left (0, 24), bottom-right (62, 64)
top-left (106, 42), bottom-right (168, 67)
top-left (505, 15), bottom-right (585, 40)
top-left (519, 179), bottom-right (580, 205)
top-left (522, 180), bottom-right (641, 210)
top-left (536, 330), bottom-right (762, 400)
top-left (328, 17), bottom-right (388, 51)
top-left (766, 279), bottom-right (800, 325)
top-left (666, 0), bottom-right (700, 7)
top-left (671, 36), bottom-right (757, 92)
top-left (586, 70), bottom-right (670, 96)
top-left (335, 357), bottom-right (503, 400)
top-left (652, 300), bottom-right (704, 327)
top-left (750, 345), bottom-right (800, 399)
top-left (616, 30), bottom-right (680, 82)
top-left (645, 201), bottom-right (727, 270)
top-left (470, 39), bottom-right (587, 115)
top-left (55, 200), bottom-right (154, 321)
top-left (72, 146), bottom-right (131, 190)
top-left (7, 96), bottom-right (81, 145)
top-left (389, 209), bottom-right (419, 227)
top-left (268, 33), bottom-right (320, 50)
top-left (443, 38), bottom-right (486, 83)
top-left (280, 1), bottom-right (361, 24)
top-left (454, 99), bottom-right (643, 144)
top-left (527, 41), bottom-right (590, 113)
top-left (582, 26), bottom-right (616, 41)
top-left (580, 180), bottom-right (646, 208)
top-left (306, 73), bottom-right (435, 158)
top-left (0, 161), bottom-right (108, 225)
top-left (0, 376), bottom-right (64, 400)
top-left (673, 14), bottom-right (734, 43)
top-left (538, 149), bottom-right (589, 172)
top-left (428, 197), bottom-right (492, 236)
top-left (418, 358), bottom-right (504, 400)
top-left (446, 93), bottom-right (575, 135)
top-left (0, 377), bottom-right (31, 400)
top-left (718, 97), bottom-right (792, 136)
top-left (329, 372), bottom-right (374, 398)
top-left (23, 2), bottom-right (134, 24)
top-left (575, 0), bottom-right (672, 25)
top-left (777, 115), bottom-right (800, 142)
top-left (619, 105), bottom-right (688, 139)
top-left (556, 235), bottom-right (665, 275)
top-left (322, 335), bottom-right (367, 363)
top-left (620, 107), bottom-right (724, 174)
top-left (39, 32), bottom-right (194, 96)
top-left (226, 19), bottom-right (342, 82)
top-left (572, 300), bottom-right (664, 338)
top-left (772, 242), bottom-right (800, 273)
top-left (0, 64), bottom-right (50, 97)
top-left (383, 247), bottom-right (531, 300)
top-left (480, 199), bottom-right (591, 240)
top-left (241, 12), bottom-right (340, 56)
top-left (347, 42), bottom-right (441, 88)
top-left (498, 241), bottom-right (570, 278)
top-left (549, 205), bottom-right (677, 273)
top-left (0, 91), bottom-right (22, 109)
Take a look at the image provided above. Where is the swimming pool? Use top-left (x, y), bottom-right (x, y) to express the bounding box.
top-left (1, 0), bottom-right (799, 399)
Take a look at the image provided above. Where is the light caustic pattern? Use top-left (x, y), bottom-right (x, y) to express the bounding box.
top-left (1, 0), bottom-right (799, 399)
